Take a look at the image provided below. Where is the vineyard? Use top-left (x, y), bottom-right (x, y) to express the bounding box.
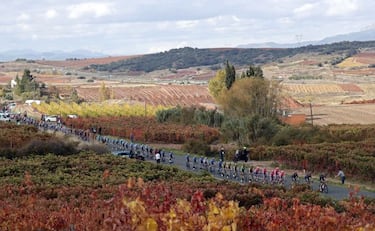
top-left (0, 151), bottom-right (374, 230)
top-left (33, 101), bottom-right (169, 117)
top-left (2, 45), bottom-right (375, 230)
top-left (64, 116), bottom-right (220, 144)
top-left (337, 57), bottom-right (369, 68)
top-left (0, 123), bottom-right (52, 149)
top-left (250, 141), bottom-right (375, 183)
top-left (293, 104), bottom-right (375, 125)
top-left (76, 84), bottom-right (214, 106)
top-left (355, 52), bottom-right (375, 64)
top-left (1, 118), bottom-right (375, 229)
top-left (283, 83), bottom-right (360, 95)
top-left (35, 55), bottom-right (140, 69)
top-left (337, 52), bottom-right (375, 67)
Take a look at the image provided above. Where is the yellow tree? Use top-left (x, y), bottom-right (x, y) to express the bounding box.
top-left (219, 77), bottom-right (281, 143)
top-left (208, 69), bottom-right (226, 101)
top-left (99, 82), bottom-right (110, 102)
top-left (219, 77), bottom-right (279, 118)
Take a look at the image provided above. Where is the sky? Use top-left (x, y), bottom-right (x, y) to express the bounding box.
top-left (1, 0), bottom-right (374, 56)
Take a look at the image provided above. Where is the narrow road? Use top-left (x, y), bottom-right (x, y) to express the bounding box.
top-left (143, 151), bottom-right (375, 201)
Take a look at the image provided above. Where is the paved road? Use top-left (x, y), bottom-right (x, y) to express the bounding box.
top-left (141, 151), bottom-right (375, 201)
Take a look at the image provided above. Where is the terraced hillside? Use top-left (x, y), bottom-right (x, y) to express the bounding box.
top-left (76, 84), bottom-right (215, 107)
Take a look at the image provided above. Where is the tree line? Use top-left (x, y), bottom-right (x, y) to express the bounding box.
top-left (89, 41), bottom-right (375, 73)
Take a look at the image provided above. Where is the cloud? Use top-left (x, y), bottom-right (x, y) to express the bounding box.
top-left (0, 0), bottom-right (373, 55)
top-left (277, 17), bottom-right (294, 25)
top-left (45, 9), bottom-right (58, 19)
top-left (67, 2), bottom-right (114, 19)
top-left (17, 13), bottom-right (30, 21)
top-left (325, 0), bottom-right (358, 16)
top-left (175, 20), bottom-right (199, 29)
top-left (293, 3), bottom-right (318, 18)
top-left (16, 23), bottom-right (31, 31)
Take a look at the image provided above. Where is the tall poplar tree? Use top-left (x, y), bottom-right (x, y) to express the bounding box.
top-left (225, 60), bottom-right (236, 90)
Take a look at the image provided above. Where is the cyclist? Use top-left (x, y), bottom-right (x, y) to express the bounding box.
top-left (233, 163), bottom-right (238, 179)
top-left (304, 171), bottom-right (312, 184)
top-left (270, 169), bottom-right (275, 183)
top-left (248, 166), bottom-right (254, 182)
top-left (161, 150), bottom-right (165, 162)
top-left (185, 153), bottom-right (190, 168)
top-left (240, 164), bottom-right (246, 182)
top-left (203, 157), bottom-right (208, 171)
top-left (192, 156), bottom-right (198, 170)
top-left (210, 158), bottom-right (215, 173)
top-left (200, 156), bottom-right (204, 169)
top-left (263, 167), bottom-right (268, 182)
top-left (279, 171), bottom-right (285, 184)
top-left (168, 152), bottom-right (174, 164)
top-left (291, 172), bottom-right (299, 183)
top-left (227, 162), bottom-right (231, 178)
top-left (254, 166), bottom-right (261, 182)
top-left (218, 159), bottom-right (223, 176)
top-left (319, 173), bottom-right (328, 192)
top-left (222, 162), bottom-right (227, 178)
top-left (319, 174), bottom-right (326, 183)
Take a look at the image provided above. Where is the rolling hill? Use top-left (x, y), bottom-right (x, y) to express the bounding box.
top-left (88, 41), bottom-right (375, 73)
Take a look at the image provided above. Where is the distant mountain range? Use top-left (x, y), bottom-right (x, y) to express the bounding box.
top-left (237, 28), bottom-right (375, 48)
top-left (1, 28), bottom-right (374, 62)
top-left (0, 49), bottom-right (106, 62)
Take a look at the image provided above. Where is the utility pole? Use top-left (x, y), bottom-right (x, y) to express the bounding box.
top-left (144, 102), bottom-right (147, 117)
top-left (295, 34), bottom-right (303, 46)
top-left (309, 101), bottom-right (313, 126)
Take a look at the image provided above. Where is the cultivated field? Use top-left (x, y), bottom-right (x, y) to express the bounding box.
top-left (2, 49), bottom-right (375, 125)
top-left (293, 103), bottom-right (375, 125)
top-left (76, 84), bottom-right (214, 107)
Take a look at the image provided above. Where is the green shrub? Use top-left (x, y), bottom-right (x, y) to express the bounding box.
top-left (18, 138), bottom-right (79, 156)
top-left (78, 143), bottom-right (109, 154)
top-left (234, 193), bottom-right (263, 209)
top-left (0, 148), bottom-right (18, 159)
top-left (182, 139), bottom-right (212, 156)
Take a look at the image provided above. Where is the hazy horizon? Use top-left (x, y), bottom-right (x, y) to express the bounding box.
top-left (1, 0), bottom-right (374, 56)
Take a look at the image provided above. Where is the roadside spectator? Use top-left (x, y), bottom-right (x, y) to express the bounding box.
top-left (219, 146), bottom-right (225, 161)
top-left (336, 168), bottom-right (346, 184)
top-left (130, 132), bottom-right (134, 143)
top-left (155, 152), bottom-right (161, 164)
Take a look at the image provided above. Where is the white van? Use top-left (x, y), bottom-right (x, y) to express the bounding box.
top-left (43, 115), bottom-right (58, 122)
top-left (25, 100), bottom-right (41, 106)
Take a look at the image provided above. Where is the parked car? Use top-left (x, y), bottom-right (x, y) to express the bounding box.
top-left (6, 103), bottom-right (16, 111)
top-left (42, 115), bottom-right (58, 122)
top-left (0, 113), bottom-right (10, 122)
top-left (112, 150), bottom-right (131, 157)
top-left (25, 100), bottom-right (41, 106)
top-left (67, 114), bottom-right (78, 119)
top-left (112, 150), bottom-right (145, 161)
